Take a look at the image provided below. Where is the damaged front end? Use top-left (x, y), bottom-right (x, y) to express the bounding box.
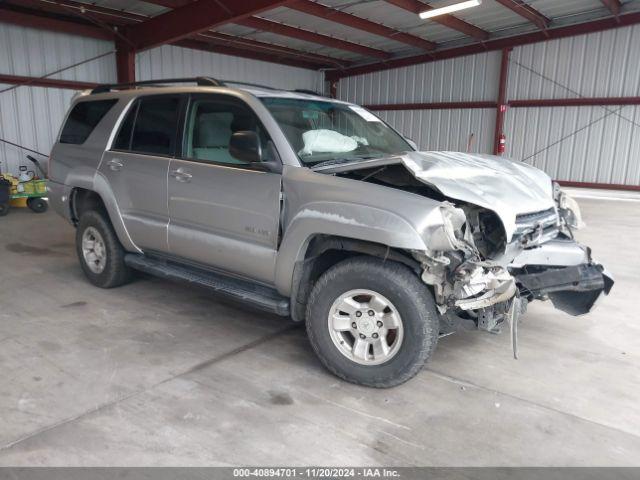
top-left (412, 204), bottom-right (522, 347)
top-left (326, 152), bottom-right (613, 357)
top-left (411, 199), bottom-right (613, 358)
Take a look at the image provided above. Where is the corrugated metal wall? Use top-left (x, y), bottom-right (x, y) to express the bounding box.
top-left (505, 24), bottom-right (640, 185)
top-left (0, 23), bottom-right (115, 175)
top-left (136, 45), bottom-right (324, 91)
top-left (507, 25), bottom-right (640, 100)
top-left (0, 28), bottom-right (323, 176)
top-left (375, 108), bottom-right (496, 154)
top-left (337, 52), bottom-right (500, 154)
top-left (336, 24), bottom-right (640, 186)
top-left (505, 105), bottom-right (640, 185)
top-left (337, 51), bottom-right (501, 105)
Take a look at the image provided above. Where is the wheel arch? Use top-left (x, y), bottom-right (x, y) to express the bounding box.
top-left (69, 178), bottom-right (140, 253)
top-left (288, 234), bottom-right (421, 322)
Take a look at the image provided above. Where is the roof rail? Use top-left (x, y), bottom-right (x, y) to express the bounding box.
top-left (220, 80), bottom-right (279, 91)
top-left (291, 88), bottom-right (325, 96)
top-left (222, 81), bottom-right (327, 97)
top-left (90, 77), bottom-right (225, 94)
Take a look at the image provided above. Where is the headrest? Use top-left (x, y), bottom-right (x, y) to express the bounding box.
top-left (230, 114), bottom-right (256, 132)
top-left (195, 112), bottom-right (233, 147)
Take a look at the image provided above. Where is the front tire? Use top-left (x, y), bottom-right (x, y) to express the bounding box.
top-left (306, 257), bottom-right (439, 388)
top-left (76, 210), bottom-right (133, 288)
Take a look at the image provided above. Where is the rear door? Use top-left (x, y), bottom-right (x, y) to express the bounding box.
top-left (100, 94), bottom-right (184, 253)
top-left (167, 94), bottom-right (282, 284)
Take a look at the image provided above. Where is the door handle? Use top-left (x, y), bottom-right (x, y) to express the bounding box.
top-left (170, 168), bottom-right (192, 183)
top-left (106, 159), bottom-right (123, 171)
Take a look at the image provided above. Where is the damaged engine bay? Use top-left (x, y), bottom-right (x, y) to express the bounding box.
top-left (327, 158), bottom-right (614, 357)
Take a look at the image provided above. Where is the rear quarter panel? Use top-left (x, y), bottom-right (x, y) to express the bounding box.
top-left (48, 95), bottom-right (140, 252)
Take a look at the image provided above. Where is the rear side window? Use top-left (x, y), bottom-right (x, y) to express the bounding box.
top-left (113, 101), bottom-right (139, 151)
top-left (112, 96), bottom-right (181, 156)
top-left (132, 96), bottom-right (181, 156)
top-left (59, 99), bottom-right (117, 144)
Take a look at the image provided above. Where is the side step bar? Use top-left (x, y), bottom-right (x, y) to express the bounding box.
top-left (124, 254), bottom-right (290, 317)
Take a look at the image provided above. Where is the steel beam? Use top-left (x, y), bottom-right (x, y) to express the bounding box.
top-left (237, 16), bottom-right (391, 59)
top-left (3, 0), bottom-right (146, 25)
top-left (510, 97), bottom-right (640, 107)
top-left (174, 39), bottom-right (326, 70)
top-left (493, 0), bottom-right (550, 30)
top-left (0, 8), bottom-right (113, 40)
top-left (0, 73), bottom-right (97, 90)
top-left (556, 180), bottom-right (640, 191)
top-left (364, 101), bottom-right (497, 110)
top-left (288, 0), bottom-right (437, 51)
top-left (383, 0), bottom-right (489, 40)
top-left (329, 11), bottom-right (640, 79)
top-left (196, 32), bottom-right (352, 67)
top-left (356, 96), bottom-right (640, 112)
top-left (125, 0), bottom-right (293, 51)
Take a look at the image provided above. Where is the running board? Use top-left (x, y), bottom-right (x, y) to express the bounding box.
top-left (124, 254), bottom-right (290, 317)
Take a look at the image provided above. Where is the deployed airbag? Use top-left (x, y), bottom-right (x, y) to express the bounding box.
top-left (299, 129), bottom-right (358, 156)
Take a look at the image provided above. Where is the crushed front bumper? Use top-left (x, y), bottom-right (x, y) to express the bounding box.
top-left (515, 263), bottom-right (614, 316)
top-left (510, 238), bottom-right (614, 316)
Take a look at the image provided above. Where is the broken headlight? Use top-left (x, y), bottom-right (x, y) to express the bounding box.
top-left (553, 182), bottom-right (585, 231)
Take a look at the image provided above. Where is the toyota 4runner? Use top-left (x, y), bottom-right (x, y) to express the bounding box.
top-left (48, 77), bottom-right (613, 387)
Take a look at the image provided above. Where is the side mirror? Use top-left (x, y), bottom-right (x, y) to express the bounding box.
top-left (229, 131), bottom-right (262, 163)
top-left (405, 138), bottom-right (418, 150)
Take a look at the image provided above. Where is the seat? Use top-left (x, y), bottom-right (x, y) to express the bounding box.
top-left (270, 109), bottom-right (308, 153)
top-left (192, 112), bottom-right (244, 164)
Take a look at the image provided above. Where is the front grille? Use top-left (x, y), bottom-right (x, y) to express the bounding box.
top-left (515, 207), bottom-right (559, 246)
top-left (516, 207), bottom-right (557, 225)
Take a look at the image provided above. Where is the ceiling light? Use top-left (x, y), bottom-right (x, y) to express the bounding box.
top-left (419, 0), bottom-right (482, 20)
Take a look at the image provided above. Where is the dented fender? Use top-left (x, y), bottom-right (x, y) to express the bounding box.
top-left (274, 166), bottom-right (463, 295)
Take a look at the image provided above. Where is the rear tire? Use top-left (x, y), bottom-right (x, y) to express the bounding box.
top-left (27, 197), bottom-right (48, 213)
top-left (306, 256), bottom-right (439, 388)
top-left (0, 203), bottom-right (9, 217)
top-left (76, 210), bottom-right (133, 288)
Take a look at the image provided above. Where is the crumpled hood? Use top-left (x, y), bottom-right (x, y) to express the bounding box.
top-left (400, 151), bottom-right (555, 241)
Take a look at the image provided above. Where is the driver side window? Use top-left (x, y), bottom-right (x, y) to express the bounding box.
top-left (184, 98), bottom-right (269, 165)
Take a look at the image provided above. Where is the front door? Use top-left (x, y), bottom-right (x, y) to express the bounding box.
top-left (167, 94), bottom-right (282, 284)
top-left (100, 94), bottom-right (183, 253)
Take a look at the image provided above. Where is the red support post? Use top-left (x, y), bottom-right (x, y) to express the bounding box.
top-left (493, 48), bottom-right (511, 155)
top-left (601, 0), bottom-right (622, 16)
top-left (325, 71), bottom-right (339, 98)
top-left (115, 40), bottom-right (135, 83)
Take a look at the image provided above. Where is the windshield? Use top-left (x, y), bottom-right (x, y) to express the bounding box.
top-left (261, 97), bottom-right (413, 166)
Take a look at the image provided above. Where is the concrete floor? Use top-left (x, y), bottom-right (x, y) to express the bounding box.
top-left (0, 195), bottom-right (639, 466)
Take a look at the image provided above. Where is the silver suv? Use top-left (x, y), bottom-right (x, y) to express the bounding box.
top-left (48, 77), bottom-right (613, 387)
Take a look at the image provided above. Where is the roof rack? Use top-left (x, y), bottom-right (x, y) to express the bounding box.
top-left (221, 81), bottom-right (326, 97)
top-left (90, 77), bottom-right (225, 94)
top-left (291, 88), bottom-right (324, 96)
top-left (220, 80), bottom-right (279, 91)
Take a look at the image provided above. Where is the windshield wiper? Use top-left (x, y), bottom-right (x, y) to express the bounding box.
top-left (310, 156), bottom-right (378, 170)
